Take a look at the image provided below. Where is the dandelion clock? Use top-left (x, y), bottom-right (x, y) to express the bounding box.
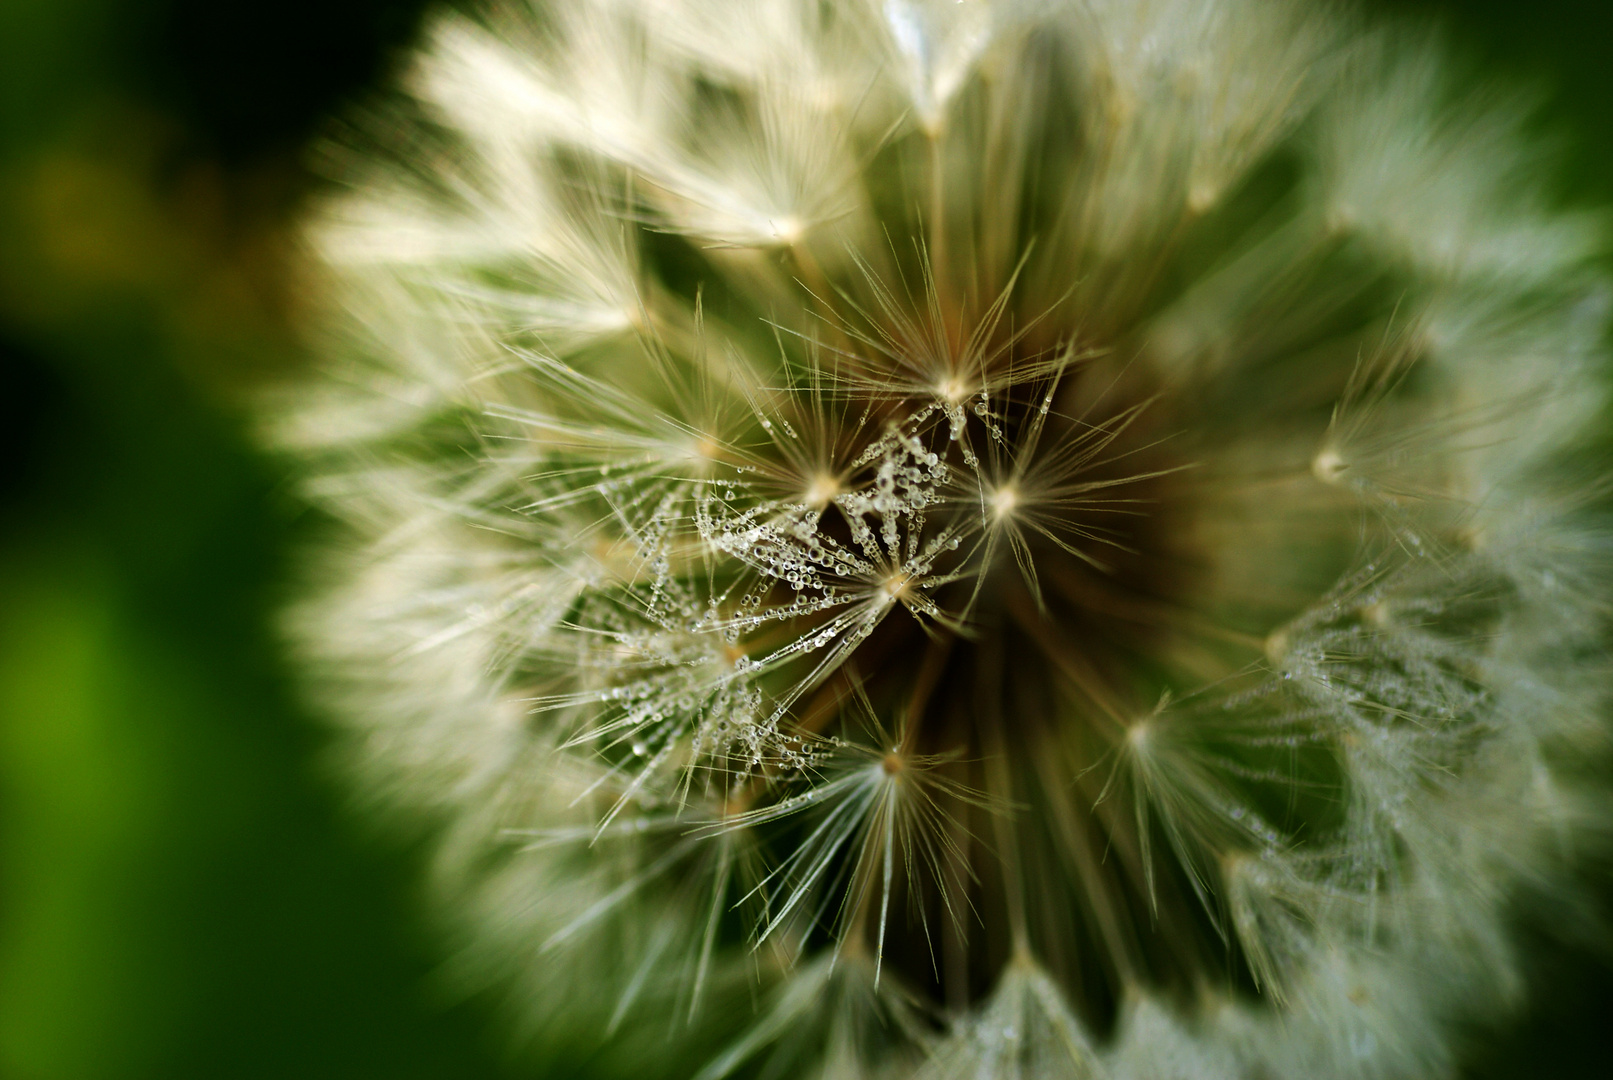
top-left (269, 1), bottom-right (1613, 1077)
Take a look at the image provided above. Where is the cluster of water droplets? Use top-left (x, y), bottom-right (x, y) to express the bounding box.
top-left (536, 381), bottom-right (1005, 809)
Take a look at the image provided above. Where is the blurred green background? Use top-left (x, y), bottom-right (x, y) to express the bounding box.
top-left (0, 1), bottom-right (1609, 1077)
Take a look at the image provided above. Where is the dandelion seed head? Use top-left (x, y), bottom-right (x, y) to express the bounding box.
top-left (275, 0), bottom-right (1613, 1076)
